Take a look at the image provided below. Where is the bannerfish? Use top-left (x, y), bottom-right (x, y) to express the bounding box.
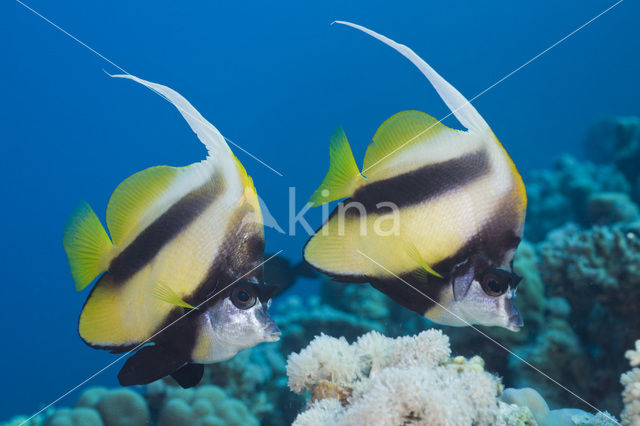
top-left (304, 22), bottom-right (527, 331)
top-left (63, 75), bottom-right (281, 388)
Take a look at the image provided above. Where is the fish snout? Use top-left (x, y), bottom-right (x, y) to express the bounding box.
top-left (256, 304), bottom-right (281, 342)
top-left (504, 298), bottom-right (524, 332)
top-left (263, 321), bottom-right (281, 342)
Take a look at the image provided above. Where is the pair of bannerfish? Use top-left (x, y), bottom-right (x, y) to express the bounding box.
top-left (63, 22), bottom-right (527, 388)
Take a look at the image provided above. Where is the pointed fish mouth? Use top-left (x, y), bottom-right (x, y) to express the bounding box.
top-left (506, 314), bottom-right (524, 332)
top-left (263, 322), bottom-right (281, 342)
top-left (503, 296), bottom-right (524, 332)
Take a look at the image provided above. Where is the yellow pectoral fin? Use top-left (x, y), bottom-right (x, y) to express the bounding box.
top-left (308, 126), bottom-right (365, 206)
top-left (402, 238), bottom-right (442, 279)
top-left (63, 202), bottom-right (114, 291)
top-left (152, 282), bottom-right (196, 310)
top-left (106, 165), bottom-right (180, 246)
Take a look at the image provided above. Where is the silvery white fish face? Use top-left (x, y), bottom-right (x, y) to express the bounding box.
top-left (446, 263), bottom-right (524, 331)
top-left (203, 282), bottom-right (280, 362)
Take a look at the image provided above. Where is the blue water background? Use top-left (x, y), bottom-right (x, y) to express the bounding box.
top-left (1, 0), bottom-right (638, 419)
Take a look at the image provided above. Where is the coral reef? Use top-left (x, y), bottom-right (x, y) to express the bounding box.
top-left (500, 387), bottom-right (617, 426)
top-left (526, 117), bottom-right (640, 242)
top-left (2, 384), bottom-right (257, 426)
top-left (621, 340), bottom-right (640, 425)
top-left (533, 223), bottom-right (640, 411)
top-left (505, 296), bottom-right (589, 408)
top-left (524, 154), bottom-right (632, 242)
top-left (195, 338), bottom-right (294, 426)
top-left (42, 408), bottom-right (103, 426)
top-left (287, 330), bottom-right (507, 425)
top-left (75, 388), bottom-right (150, 426)
top-left (5, 115), bottom-right (640, 426)
top-left (295, 118), bottom-right (640, 417)
top-left (148, 384), bottom-right (258, 426)
top-left (2, 388), bottom-right (150, 426)
top-left (287, 330), bottom-right (615, 425)
top-left (584, 117), bottom-right (640, 202)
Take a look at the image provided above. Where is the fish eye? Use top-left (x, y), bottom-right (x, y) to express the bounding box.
top-left (231, 284), bottom-right (257, 309)
top-left (480, 269), bottom-right (510, 297)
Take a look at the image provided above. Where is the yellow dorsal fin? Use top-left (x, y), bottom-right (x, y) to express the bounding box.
top-left (63, 202), bottom-right (114, 291)
top-left (308, 126), bottom-right (365, 207)
top-left (233, 154), bottom-right (261, 213)
top-left (152, 282), bottom-right (196, 309)
top-left (402, 239), bottom-right (442, 279)
top-left (106, 166), bottom-right (180, 246)
top-left (363, 111), bottom-right (451, 174)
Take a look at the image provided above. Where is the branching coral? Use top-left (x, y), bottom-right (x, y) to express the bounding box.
top-left (539, 224), bottom-right (640, 353)
top-left (532, 223), bottom-right (640, 412)
top-left (287, 330), bottom-right (509, 425)
top-left (626, 341), bottom-right (640, 368)
top-left (540, 224), bottom-right (640, 297)
top-left (524, 154), bottom-right (632, 242)
top-left (621, 340), bottom-right (640, 425)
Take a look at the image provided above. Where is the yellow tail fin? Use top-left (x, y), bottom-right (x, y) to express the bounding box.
top-left (63, 202), bottom-right (114, 291)
top-left (308, 126), bottom-right (365, 206)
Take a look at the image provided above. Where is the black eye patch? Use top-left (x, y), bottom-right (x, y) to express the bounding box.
top-left (258, 282), bottom-right (278, 302)
top-left (480, 268), bottom-right (520, 297)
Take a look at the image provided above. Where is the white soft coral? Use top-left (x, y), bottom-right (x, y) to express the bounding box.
top-left (286, 334), bottom-right (361, 393)
top-left (287, 330), bottom-right (503, 426)
top-left (621, 343), bottom-right (640, 426)
top-left (626, 340), bottom-right (640, 367)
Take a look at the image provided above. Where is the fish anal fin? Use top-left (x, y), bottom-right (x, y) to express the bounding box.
top-left (63, 202), bottom-right (114, 291)
top-left (118, 345), bottom-right (187, 386)
top-left (170, 363), bottom-right (204, 388)
top-left (364, 111), bottom-right (450, 173)
top-left (308, 126), bottom-right (365, 206)
top-left (79, 273), bottom-right (161, 347)
top-left (106, 166), bottom-right (180, 246)
top-left (152, 282), bottom-right (196, 309)
top-left (79, 275), bottom-right (131, 346)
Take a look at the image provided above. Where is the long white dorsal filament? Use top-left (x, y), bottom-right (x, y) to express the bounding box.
top-left (334, 21), bottom-right (490, 133)
top-left (109, 74), bottom-right (232, 159)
